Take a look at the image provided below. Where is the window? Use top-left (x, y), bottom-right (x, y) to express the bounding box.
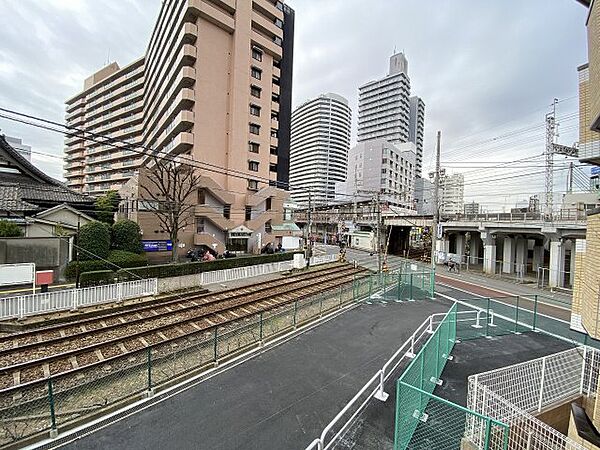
top-left (265, 220), bottom-right (272, 233)
top-left (266, 198), bottom-right (272, 211)
top-left (248, 179), bottom-right (259, 191)
top-left (248, 160), bottom-right (259, 172)
top-left (252, 47), bottom-right (263, 62)
top-left (223, 204), bottom-right (231, 219)
top-left (251, 85), bottom-right (261, 98)
top-left (196, 218), bottom-right (205, 233)
top-left (272, 93), bottom-right (280, 103)
top-left (250, 104), bottom-right (261, 116)
top-left (270, 146), bottom-right (278, 155)
top-left (381, 169), bottom-right (387, 174)
top-left (269, 163), bottom-right (277, 173)
top-left (251, 66), bottom-right (262, 80)
top-left (270, 129), bottom-right (278, 139)
top-left (274, 18), bottom-right (283, 29)
top-left (249, 123), bottom-right (260, 135)
top-left (198, 189), bottom-right (206, 204)
top-left (273, 36), bottom-right (282, 46)
top-left (248, 142), bottom-right (260, 153)
top-left (271, 112), bottom-right (279, 121)
top-left (245, 206), bottom-right (252, 221)
top-left (272, 75), bottom-right (280, 85)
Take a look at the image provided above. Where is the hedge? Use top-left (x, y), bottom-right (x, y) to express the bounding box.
top-left (65, 250), bottom-right (148, 281)
top-left (79, 270), bottom-right (116, 287)
top-left (112, 220), bottom-right (143, 254)
top-left (116, 251), bottom-right (301, 282)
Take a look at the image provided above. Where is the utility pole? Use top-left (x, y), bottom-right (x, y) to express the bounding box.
top-left (544, 99), bottom-right (558, 220)
top-left (376, 191), bottom-right (382, 273)
top-left (431, 131), bottom-right (441, 270)
top-left (75, 215), bottom-right (81, 288)
top-left (568, 161), bottom-right (574, 194)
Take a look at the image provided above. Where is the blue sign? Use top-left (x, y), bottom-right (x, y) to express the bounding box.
top-left (142, 240), bottom-right (173, 252)
top-left (592, 167), bottom-right (600, 176)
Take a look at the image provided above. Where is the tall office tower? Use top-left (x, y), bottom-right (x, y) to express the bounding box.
top-left (289, 93), bottom-right (351, 206)
top-left (408, 96), bottom-right (425, 178)
top-left (65, 0), bottom-right (294, 255)
top-left (439, 172), bottom-right (464, 216)
top-left (357, 52), bottom-right (411, 144)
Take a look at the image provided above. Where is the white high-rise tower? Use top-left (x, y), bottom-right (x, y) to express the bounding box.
top-left (290, 93), bottom-right (352, 206)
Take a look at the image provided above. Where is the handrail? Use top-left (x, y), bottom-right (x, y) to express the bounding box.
top-left (307, 308), bottom-right (474, 450)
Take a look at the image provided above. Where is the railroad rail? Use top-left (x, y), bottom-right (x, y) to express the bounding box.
top-left (0, 264), bottom-right (366, 390)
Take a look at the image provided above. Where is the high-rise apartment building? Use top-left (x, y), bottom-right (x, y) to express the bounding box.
top-left (408, 96), bottom-right (425, 178)
top-left (289, 93), bottom-right (351, 206)
top-left (357, 53), bottom-right (425, 172)
top-left (439, 171), bottom-right (464, 216)
top-left (464, 201), bottom-right (480, 215)
top-left (357, 52), bottom-right (411, 144)
top-left (337, 139), bottom-right (416, 210)
top-left (64, 0), bottom-right (294, 255)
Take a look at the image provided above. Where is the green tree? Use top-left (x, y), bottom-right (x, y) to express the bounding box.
top-left (0, 220), bottom-right (23, 237)
top-left (112, 219), bottom-right (143, 254)
top-left (95, 190), bottom-right (120, 224)
top-left (78, 221), bottom-right (111, 260)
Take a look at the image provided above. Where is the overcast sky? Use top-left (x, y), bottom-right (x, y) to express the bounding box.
top-left (0, 0), bottom-right (590, 210)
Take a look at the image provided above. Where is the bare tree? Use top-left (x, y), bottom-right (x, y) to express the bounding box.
top-left (140, 156), bottom-right (200, 262)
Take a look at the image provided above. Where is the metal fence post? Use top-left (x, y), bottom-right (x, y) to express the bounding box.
top-left (483, 418), bottom-right (492, 450)
top-left (580, 346), bottom-right (588, 395)
top-left (368, 275), bottom-right (373, 300)
top-left (339, 285), bottom-right (343, 307)
top-left (409, 274), bottom-right (414, 301)
top-left (117, 282), bottom-right (123, 303)
top-left (213, 327), bottom-right (218, 364)
top-left (259, 312), bottom-right (264, 344)
top-left (397, 273), bottom-right (401, 301)
top-left (294, 301), bottom-right (298, 328)
top-left (147, 346), bottom-right (153, 394)
top-left (319, 295), bottom-right (323, 317)
top-left (532, 295), bottom-right (538, 331)
top-left (514, 296), bottom-right (520, 332)
top-left (485, 298), bottom-right (490, 337)
top-left (47, 378), bottom-right (57, 437)
top-left (538, 356), bottom-right (546, 412)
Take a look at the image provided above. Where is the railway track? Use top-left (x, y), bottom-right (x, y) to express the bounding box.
top-left (0, 264), bottom-right (366, 389)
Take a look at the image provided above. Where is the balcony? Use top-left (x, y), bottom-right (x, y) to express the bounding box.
top-left (253, 0), bottom-right (284, 21)
top-left (190, 0), bottom-right (235, 32)
top-left (66, 97), bottom-right (86, 113)
top-left (250, 30), bottom-right (282, 59)
top-left (251, 10), bottom-right (283, 40)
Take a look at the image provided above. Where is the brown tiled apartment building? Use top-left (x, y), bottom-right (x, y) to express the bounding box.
top-left (64, 0), bottom-right (296, 255)
top-left (572, 0), bottom-right (600, 337)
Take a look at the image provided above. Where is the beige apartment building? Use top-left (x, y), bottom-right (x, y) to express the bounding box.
top-left (64, 0), bottom-right (296, 256)
top-left (572, 0), bottom-right (600, 337)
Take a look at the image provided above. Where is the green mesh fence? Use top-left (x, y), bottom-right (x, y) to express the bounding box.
top-left (363, 270), bottom-right (435, 303)
top-left (394, 303), bottom-right (510, 449)
top-left (0, 276), bottom-right (376, 446)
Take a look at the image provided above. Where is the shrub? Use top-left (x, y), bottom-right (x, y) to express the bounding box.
top-left (65, 260), bottom-right (111, 281)
top-left (108, 250), bottom-right (147, 268)
top-left (79, 270), bottom-right (116, 287)
top-left (95, 191), bottom-right (120, 224)
top-left (117, 251), bottom-right (301, 281)
top-left (78, 221), bottom-right (111, 260)
top-left (0, 220), bottom-right (23, 237)
top-left (112, 220), bottom-right (143, 254)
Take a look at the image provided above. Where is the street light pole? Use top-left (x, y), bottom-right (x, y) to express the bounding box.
top-left (431, 131), bottom-right (441, 270)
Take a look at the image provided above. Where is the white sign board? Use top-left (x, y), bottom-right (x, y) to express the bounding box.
top-left (0, 263), bottom-right (35, 287)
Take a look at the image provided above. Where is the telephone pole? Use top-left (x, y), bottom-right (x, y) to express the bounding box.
top-left (431, 131), bottom-right (441, 270)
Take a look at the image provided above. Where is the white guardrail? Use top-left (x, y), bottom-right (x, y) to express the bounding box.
top-left (0, 278), bottom-right (158, 320)
top-left (305, 309), bottom-right (469, 450)
top-left (0, 255), bottom-right (340, 320)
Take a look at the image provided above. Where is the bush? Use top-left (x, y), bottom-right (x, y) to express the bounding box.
top-left (78, 221), bottom-right (111, 260)
top-left (95, 191), bottom-right (120, 224)
top-left (108, 250), bottom-right (147, 268)
top-left (117, 251), bottom-right (301, 281)
top-left (0, 220), bottom-right (23, 237)
top-left (65, 260), bottom-right (111, 281)
top-left (112, 220), bottom-right (143, 254)
top-left (79, 270), bottom-right (116, 287)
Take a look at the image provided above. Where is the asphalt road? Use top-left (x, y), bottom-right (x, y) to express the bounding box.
top-left (58, 298), bottom-right (451, 450)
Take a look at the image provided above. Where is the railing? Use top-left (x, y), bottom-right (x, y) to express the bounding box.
top-left (0, 278), bottom-right (158, 320)
top-left (305, 310), bottom-right (448, 450)
top-left (445, 209), bottom-right (587, 223)
top-left (199, 261), bottom-right (294, 285)
top-left (1, 272), bottom-right (428, 447)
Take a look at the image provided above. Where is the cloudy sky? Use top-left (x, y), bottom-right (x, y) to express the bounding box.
top-left (0, 0), bottom-right (590, 210)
